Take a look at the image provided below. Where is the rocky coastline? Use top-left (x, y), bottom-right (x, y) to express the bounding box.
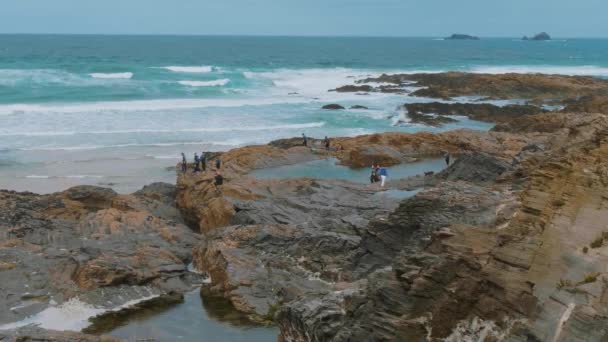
top-left (2, 72), bottom-right (608, 341)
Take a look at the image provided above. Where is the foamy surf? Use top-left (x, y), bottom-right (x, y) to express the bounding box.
top-left (178, 79), bottom-right (230, 87)
top-left (89, 72), bottom-right (133, 79)
top-left (4, 122), bottom-right (325, 138)
top-left (0, 97), bottom-right (309, 116)
top-left (160, 66), bottom-right (214, 73)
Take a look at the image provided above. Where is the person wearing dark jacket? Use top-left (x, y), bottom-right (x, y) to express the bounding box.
top-left (181, 153), bottom-right (187, 173)
top-left (216, 158), bottom-right (222, 169)
top-left (194, 153), bottom-right (200, 172)
top-left (200, 152), bottom-right (207, 172)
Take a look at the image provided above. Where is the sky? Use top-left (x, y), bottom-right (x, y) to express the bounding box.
top-left (1, 0), bottom-right (606, 37)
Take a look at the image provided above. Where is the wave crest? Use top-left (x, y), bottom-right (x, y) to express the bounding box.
top-left (89, 72), bottom-right (133, 79)
top-left (161, 66), bottom-right (214, 73)
top-left (178, 79), bottom-right (230, 87)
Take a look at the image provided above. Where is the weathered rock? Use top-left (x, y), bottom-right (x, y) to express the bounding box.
top-left (356, 72), bottom-right (608, 102)
top-left (322, 104), bottom-right (346, 110)
top-left (0, 184), bottom-right (201, 331)
top-left (350, 105), bottom-right (369, 110)
top-left (445, 34), bottom-right (480, 40)
top-left (329, 85), bottom-right (373, 93)
top-left (523, 32), bottom-right (551, 40)
top-left (277, 114), bottom-right (608, 341)
top-left (437, 151), bottom-right (513, 183)
top-left (403, 102), bottom-right (545, 125)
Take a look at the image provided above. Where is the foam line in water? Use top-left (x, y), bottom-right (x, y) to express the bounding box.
top-left (2, 122), bottom-right (325, 138)
top-left (178, 79), bottom-right (230, 87)
top-left (0, 97), bottom-right (310, 116)
top-left (159, 66), bottom-right (214, 73)
top-left (89, 72), bottom-right (133, 79)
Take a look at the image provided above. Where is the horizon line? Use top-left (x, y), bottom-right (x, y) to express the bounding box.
top-left (0, 32), bottom-right (606, 39)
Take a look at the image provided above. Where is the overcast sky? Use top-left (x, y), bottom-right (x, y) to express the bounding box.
top-left (1, 0), bottom-right (605, 37)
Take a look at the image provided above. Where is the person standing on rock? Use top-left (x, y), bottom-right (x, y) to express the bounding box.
top-left (379, 166), bottom-right (388, 187)
top-left (181, 153), bottom-right (187, 174)
top-left (302, 133), bottom-right (308, 147)
top-left (444, 152), bottom-right (451, 166)
top-left (214, 170), bottom-right (224, 193)
top-left (194, 153), bottom-right (200, 172)
top-left (216, 158), bottom-right (222, 170)
top-left (324, 136), bottom-right (330, 152)
top-left (200, 152), bottom-right (207, 172)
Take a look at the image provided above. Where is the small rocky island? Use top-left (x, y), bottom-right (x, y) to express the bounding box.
top-left (445, 33), bottom-right (480, 40)
top-left (3, 72), bottom-right (608, 341)
top-left (523, 32), bottom-right (551, 40)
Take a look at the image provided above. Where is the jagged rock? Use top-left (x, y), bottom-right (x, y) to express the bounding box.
top-left (445, 34), bottom-right (480, 40)
top-left (437, 152), bottom-right (513, 183)
top-left (403, 102), bottom-right (545, 125)
top-left (0, 185), bottom-right (201, 330)
top-left (523, 32), bottom-right (551, 41)
top-left (355, 72), bottom-right (608, 102)
top-left (322, 104), bottom-right (346, 110)
top-left (329, 85), bottom-right (373, 93)
top-left (350, 105), bottom-right (369, 109)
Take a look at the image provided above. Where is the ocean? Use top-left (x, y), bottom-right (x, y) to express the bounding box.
top-left (1, 35), bottom-right (608, 193)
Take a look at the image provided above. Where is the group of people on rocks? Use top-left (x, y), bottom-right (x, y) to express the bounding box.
top-left (181, 152), bottom-right (224, 187)
top-left (370, 163), bottom-right (388, 187)
top-left (302, 133), bottom-right (335, 152)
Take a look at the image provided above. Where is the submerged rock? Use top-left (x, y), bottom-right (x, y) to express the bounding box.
top-left (322, 104), bottom-right (346, 110)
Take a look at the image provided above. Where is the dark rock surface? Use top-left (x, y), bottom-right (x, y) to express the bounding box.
top-left (322, 104), bottom-right (345, 110)
top-left (523, 32), bottom-right (551, 40)
top-left (403, 102), bottom-right (546, 125)
top-left (353, 72), bottom-right (608, 102)
top-left (0, 185), bottom-right (201, 331)
top-left (445, 34), bottom-right (480, 40)
top-left (330, 85), bottom-right (373, 93)
top-left (350, 105), bottom-right (369, 110)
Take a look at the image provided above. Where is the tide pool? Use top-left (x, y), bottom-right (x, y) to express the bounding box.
top-left (250, 157), bottom-right (445, 184)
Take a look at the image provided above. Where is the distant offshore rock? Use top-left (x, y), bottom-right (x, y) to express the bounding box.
top-left (445, 34), bottom-right (480, 40)
top-left (522, 32), bottom-right (551, 40)
top-left (322, 104), bottom-right (345, 110)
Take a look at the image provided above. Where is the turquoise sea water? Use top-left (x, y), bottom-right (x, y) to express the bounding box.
top-left (1, 35), bottom-right (608, 192)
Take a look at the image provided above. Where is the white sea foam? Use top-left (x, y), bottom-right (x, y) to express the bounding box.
top-left (0, 69), bottom-right (84, 86)
top-left (178, 79), bottom-right (230, 87)
top-left (0, 97), bottom-right (309, 116)
top-left (0, 294), bottom-right (161, 332)
top-left (3, 122), bottom-right (325, 138)
top-left (160, 66), bottom-right (214, 73)
top-left (469, 65), bottom-right (608, 76)
top-left (89, 72), bottom-right (133, 79)
top-left (0, 298), bottom-right (104, 331)
top-left (25, 175), bottom-right (104, 179)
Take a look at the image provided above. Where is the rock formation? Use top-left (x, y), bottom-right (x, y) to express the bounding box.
top-left (0, 183), bottom-right (202, 334)
top-left (322, 104), bottom-right (345, 110)
top-left (445, 34), bottom-right (480, 40)
top-left (352, 72), bottom-right (608, 103)
top-left (4, 71), bottom-right (608, 341)
top-left (402, 102), bottom-right (546, 126)
top-left (523, 32), bottom-right (551, 40)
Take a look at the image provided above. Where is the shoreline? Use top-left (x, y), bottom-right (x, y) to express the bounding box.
top-left (3, 71), bottom-right (608, 341)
